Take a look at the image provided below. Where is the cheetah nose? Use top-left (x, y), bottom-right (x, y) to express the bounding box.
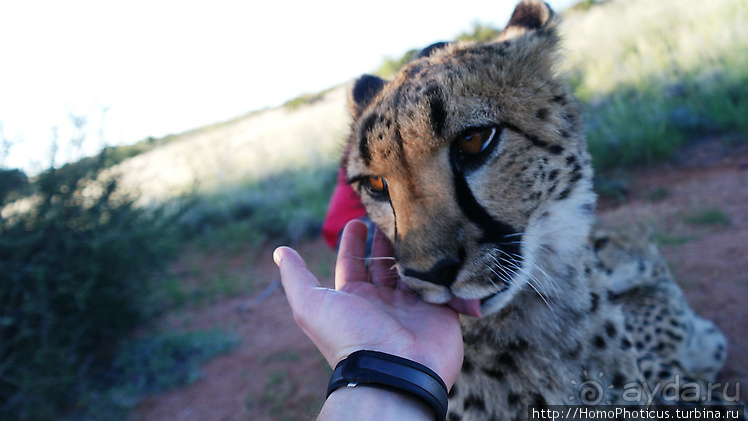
top-left (403, 258), bottom-right (461, 288)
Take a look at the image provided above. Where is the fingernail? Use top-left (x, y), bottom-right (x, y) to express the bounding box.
top-left (273, 248), bottom-right (282, 266)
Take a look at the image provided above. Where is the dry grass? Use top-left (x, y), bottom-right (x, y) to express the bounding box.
top-left (110, 86), bottom-right (350, 203)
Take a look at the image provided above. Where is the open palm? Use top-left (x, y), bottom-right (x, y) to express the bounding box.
top-left (274, 220), bottom-right (464, 388)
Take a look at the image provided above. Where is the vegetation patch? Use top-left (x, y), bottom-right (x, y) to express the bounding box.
top-left (565, 0), bottom-right (748, 171)
top-left (112, 329), bottom-right (240, 394)
top-left (683, 207), bottom-right (731, 228)
top-left (63, 329), bottom-right (240, 421)
top-left (178, 163), bottom-right (338, 251)
top-left (653, 232), bottom-right (695, 247)
top-left (0, 158), bottom-right (186, 420)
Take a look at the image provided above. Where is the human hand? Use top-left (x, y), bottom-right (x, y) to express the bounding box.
top-left (274, 220), bottom-right (464, 388)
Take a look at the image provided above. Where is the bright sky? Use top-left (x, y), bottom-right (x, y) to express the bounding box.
top-left (0, 0), bottom-right (576, 174)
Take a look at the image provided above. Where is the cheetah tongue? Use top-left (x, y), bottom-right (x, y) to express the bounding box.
top-left (447, 297), bottom-right (482, 318)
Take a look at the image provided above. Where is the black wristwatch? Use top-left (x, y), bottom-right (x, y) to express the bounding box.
top-left (326, 350), bottom-right (449, 421)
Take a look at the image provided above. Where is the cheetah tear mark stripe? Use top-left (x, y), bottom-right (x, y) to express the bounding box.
top-left (449, 149), bottom-right (522, 271)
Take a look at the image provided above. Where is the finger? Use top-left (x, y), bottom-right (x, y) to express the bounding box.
top-left (369, 227), bottom-right (398, 287)
top-left (274, 246), bottom-right (322, 311)
top-left (274, 247), bottom-right (336, 363)
top-left (334, 219), bottom-right (369, 290)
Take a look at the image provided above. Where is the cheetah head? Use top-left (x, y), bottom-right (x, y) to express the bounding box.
top-left (344, 0), bottom-right (596, 317)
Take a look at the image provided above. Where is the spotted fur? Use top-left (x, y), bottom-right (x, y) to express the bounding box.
top-left (342, 1), bottom-right (733, 419)
top-left (592, 227), bottom-right (728, 385)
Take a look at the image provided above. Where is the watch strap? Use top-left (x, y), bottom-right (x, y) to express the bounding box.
top-left (326, 350), bottom-right (448, 421)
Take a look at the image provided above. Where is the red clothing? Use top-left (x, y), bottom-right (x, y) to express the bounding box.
top-left (322, 167), bottom-right (366, 249)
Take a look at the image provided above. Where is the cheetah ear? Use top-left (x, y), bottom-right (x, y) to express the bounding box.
top-left (499, 0), bottom-right (558, 41)
top-left (348, 74), bottom-right (387, 119)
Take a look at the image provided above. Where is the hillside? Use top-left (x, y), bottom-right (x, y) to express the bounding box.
top-left (110, 86), bottom-right (350, 203)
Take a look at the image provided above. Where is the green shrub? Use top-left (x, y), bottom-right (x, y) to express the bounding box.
top-left (0, 157), bottom-right (180, 420)
top-left (455, 22), bottom-right (501, 43)
top-left (375, 49), bottom-right (420, 79)
top-left (0, 169), bottom-right (30, 204)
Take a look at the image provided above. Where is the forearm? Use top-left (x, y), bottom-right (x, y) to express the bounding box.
top-left (318, 386), bottom-right (435, 421)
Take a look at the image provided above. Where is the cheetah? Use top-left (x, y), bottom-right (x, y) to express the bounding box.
top-left (591, 227), bottom-right (729, 399)
top-left (341, 1), bottom-right (735, 419)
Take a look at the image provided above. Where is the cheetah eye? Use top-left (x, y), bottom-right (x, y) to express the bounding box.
top-left (456, 127), bottom-right (497, 155)
top-left (593, 237), bottom-right (610, 251)
top-left (361, 176), bottom-right (388, 198)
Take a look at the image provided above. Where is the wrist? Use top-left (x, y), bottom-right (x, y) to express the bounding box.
top-left (326, 350), bottom-right (448, 421)
top-left (320, 386), bottom-right (434, 421)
